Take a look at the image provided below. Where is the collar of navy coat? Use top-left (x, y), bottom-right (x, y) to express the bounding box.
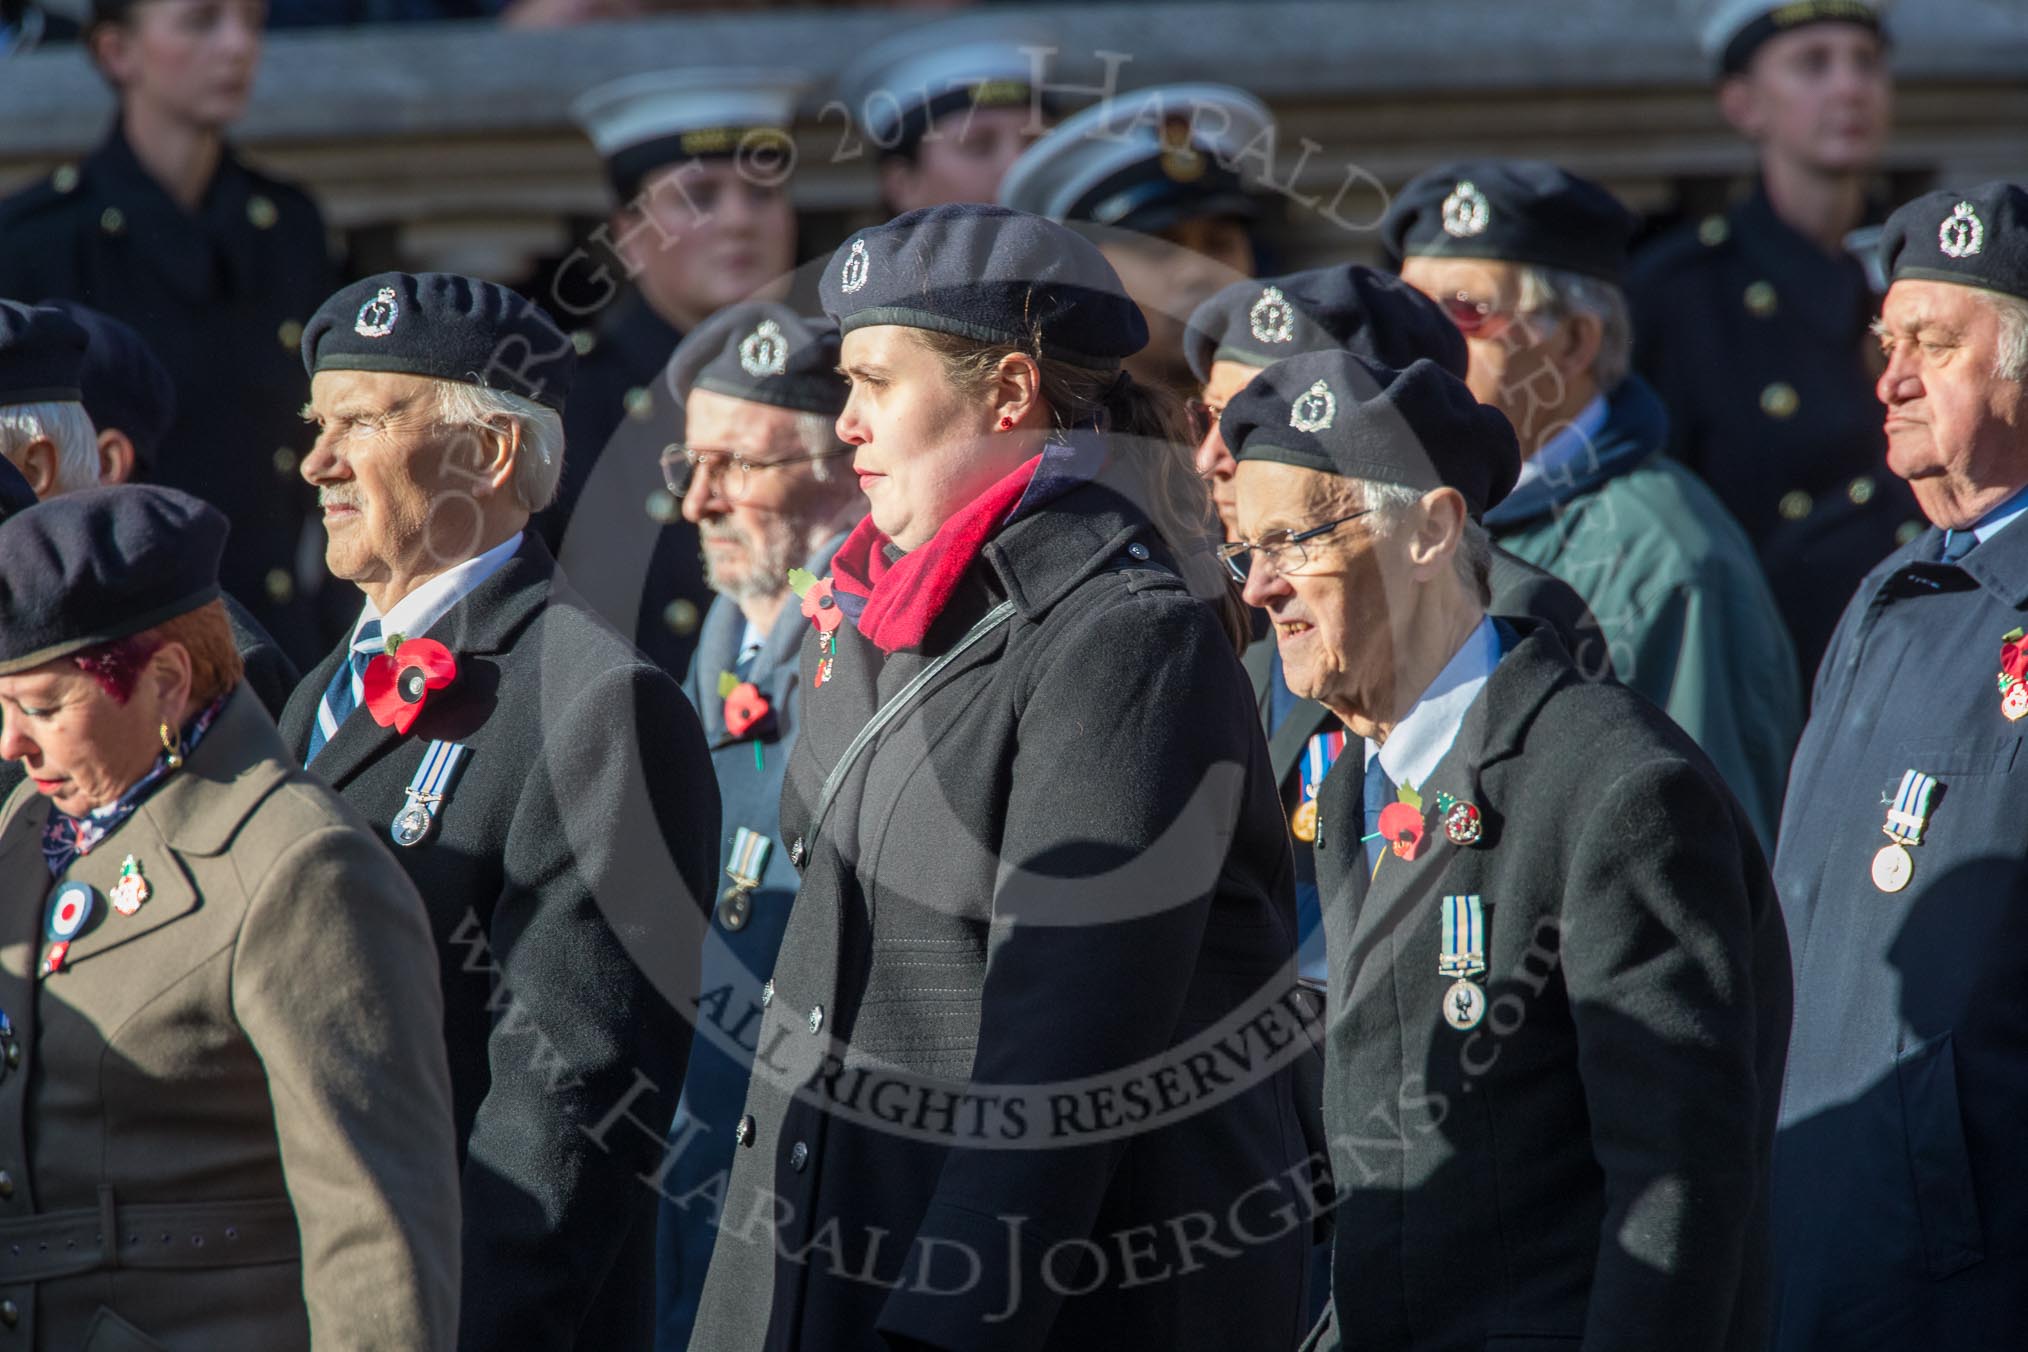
top-left (693, 529), bottom-right (851, 746)
top-left (1731, 181), bottom-right (1878, 348)
top-left (979, 453), bottom-right (1174, 624)
top-left (280, 531), bottom-right (560, 787)
top-left (85, 120), bottom-right (271, 305)
top-left (0, 685), bottom-right (287, 969)
top-left (1482, 373), bottom-right (1670, 528)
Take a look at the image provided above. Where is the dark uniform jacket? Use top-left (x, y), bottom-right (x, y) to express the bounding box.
top-left (1771, 519), bottom-right (2028, 1350)
top-left (688, 473), bottom-right (1316, 1352)
top-left (1628, 185), bottom-right (1920, 681)
top-left (278, 531), bottom-right (721, 1352)
top-left (539, 292), bottom-right (711, 680)
top-left (1301, 622), bottom-right (1791, 1352)
top-left (0, 687), bottom-right (461, 1351)
top-left (654, 533), bottom-right (848, 1352)
top-left (0, 124), bottom-right (336, 661)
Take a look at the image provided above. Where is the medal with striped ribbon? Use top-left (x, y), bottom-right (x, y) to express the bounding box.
top-left (1438, 893), bottom-right (1487, 1030)
top-left (1871, 769), bottom-right (1937, 893)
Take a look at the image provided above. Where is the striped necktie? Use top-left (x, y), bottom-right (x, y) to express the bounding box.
top-left (1363, 753), bottom-right (1395, 871)
top-left (305, 617), bottom-right (383, 766)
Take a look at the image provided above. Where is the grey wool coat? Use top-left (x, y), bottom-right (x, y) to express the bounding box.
top-left (279, 531), bottom-right (721, 1352)
top-left (0, 686), bottom-right (461, 1351)
top-left (1301, 622), bottom-right (1792, 1352)
top-left (688, 471), bottom-right (1319, 1352)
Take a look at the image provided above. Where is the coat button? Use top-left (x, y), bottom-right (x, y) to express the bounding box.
top-left (4, 1043), bottom-right (18, 1069)
top-left (1698, 214), bottom-right (1729, 247)
top-left (1760, 382), bottom-right (1800, 420)
top-left (52, 164), bottom-right (79, 193)
top-left (1848, 475), bottom-right (1876, 506)
top-left (1777, 490), bottom-right (1812, 522)
top-left (789, 1141), bottom-right (809, 1172)
top-left (734, 1115), bottom-right (755, 1147)
top-left (0, 1170), bottom-right (12, 1199)
top-left (760, 978), bottom-right (774, 1007)
top-left (624, 386), bottom-right (653, 420)
top-left (570, 329), bottom-right (596, 356)
top-left (1, 1298), bottom-right (17, 1326)
top-left (99, 206), bottom-right (125, 235)
top-left (1743, 280), bottom-right (1779, 318)
top-left (247, 194), bottom-right (278, 230)
top-left (789, 838), bottom-right (806, 868)
top-left (808, 1005), bottom-right (824, 1035)
top-left (277, 319), bottom-right (304, 351)
top-left (1127, 542), bottom-right (1150, 561)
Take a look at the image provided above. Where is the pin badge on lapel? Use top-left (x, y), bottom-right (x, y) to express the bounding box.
top-left (43, 880), bottom-right (97, 976)
top-left (1998, 628), bottom-right (2028, 721)
top-left (790, 569), bottom-right (843, 688)
top-left (109, 853), bottom-right (151, 916)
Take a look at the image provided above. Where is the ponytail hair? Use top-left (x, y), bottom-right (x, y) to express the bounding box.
top-left (911, 329), bottom-right (1251, 652)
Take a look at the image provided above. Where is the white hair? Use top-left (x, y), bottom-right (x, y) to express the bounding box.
top-left (1980, 289), bottom-right (2028, 383)
top-left (0, 400), bottom-right (99, 494)
top-left (430, 381), bottom-right (566, 512)
top-left (1354, 478), bottom-right (1493, 606)
top-left (1516, 265), bottom-right (1633, 392)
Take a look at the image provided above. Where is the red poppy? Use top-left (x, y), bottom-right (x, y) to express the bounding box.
top-left (723, 682), bottom-right (771, 738)
top-left (363, 637), bottom-right (458, 735)
top-left (800, 577), bottom-right (844, 634)
top-left (2002, 636), bottom-right (2028, 681)
top-left (1378, 801), bottom-right (1427, 861)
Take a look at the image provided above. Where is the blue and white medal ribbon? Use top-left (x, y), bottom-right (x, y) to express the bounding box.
top-left (1438, 894), bottom-right (1487, 1029)
top-left (716, 827), bottom-right (775, 932)
top-left (1873, 769), bottom-right (1938, 893)
top-left (391, 740), bottom-right (468, 848)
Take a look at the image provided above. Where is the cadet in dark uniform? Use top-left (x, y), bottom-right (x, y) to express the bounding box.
top-left (650, 302), bottom-right (864, 1351)
top-left (544, 72), bottom-right (803, 679)
top-left (0, 0), bottom-right (335, 662)
top-left (1629, 0), bottom-right (1918, 680)
top-left (690, 205), bottom-right (1313, 1351)
top-left (278, 273), bottom-right (721, 1352)
top-left (1772, 181), bottom-right (2028, 1352)
top-left (836, 18), bottom-right (1055, 214)
top-left (1186, 265), bottom-right (1608, 987)
top-left (1224, 349), bottom-right (1791, 1352)
top-left (1000, 84), bottom-right (1269, 395)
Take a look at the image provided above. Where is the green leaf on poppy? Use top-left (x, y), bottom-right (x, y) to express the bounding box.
top-left (787, 568), bottom-right (817, 598)
top-left (1396, 782), bottom-right (1423, 812)
top-left (2007, 628), bottom-right (2024, 643)
top-left (718, 671), bottom-right (739, 697)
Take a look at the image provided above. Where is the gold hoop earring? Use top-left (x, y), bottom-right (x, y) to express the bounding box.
top-left (159, 722), bottom-right (184, 771)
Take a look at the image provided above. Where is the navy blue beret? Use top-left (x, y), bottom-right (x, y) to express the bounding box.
top-left (1184, 264), bottom-right (1469, 385)
top-left (46, 301), bottom-right (176, 472)
top-left (0, 485), bottom-right (225, 675)
top-left (0, 455), bottom-right (34, 525)
top-left (1382, 160), bottom-right (1639, 285)
top-left (669, 302), bottom-right (844, 416)
top-left (1882, 181), bottom-right (2028, 304)
top-left (302, 272), bottom-right (576, 413)
top-left (0, 300), bottom-right (87, 407)
top-left (1221, 350), bottom-right (1520, 521)
top-left (820, 204), bottom-right (1147, 368)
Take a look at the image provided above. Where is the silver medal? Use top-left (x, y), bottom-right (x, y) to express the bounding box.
top-left (1871, 842), bottom-right (1912, 893)
top-left (1443, 978), bottom-right (1485, 1030)
top-left (392, 803), bottom-right (433, 848)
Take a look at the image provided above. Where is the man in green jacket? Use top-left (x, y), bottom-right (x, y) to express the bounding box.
top-left (1388, 158), bottom-right (1800, 847)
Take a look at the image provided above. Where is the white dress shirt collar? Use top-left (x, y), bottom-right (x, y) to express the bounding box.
top-left (349, 531), bottom-right (523, 650)
top-left (1363, 616), bottom-right (1501, 792)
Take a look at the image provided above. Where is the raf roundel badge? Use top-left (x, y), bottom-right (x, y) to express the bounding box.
top-left (1289, 379), bottom-right (1337, 434)
top-left (1939, 201), bottom-right (1985, 260)
top-left (739, 319), bottom-right (789, 378)
top-left (839, 239), bottom-right (871, 295)
top-left (1248, 286), bottom-right (1295, 345)
top-left (43, 881), bottom-right (98, 977)
top-left (1442, 180), bottom-right (1491, 239)
top-left (354, 286), bottom-right (400, 339)
top-left (109, 853), bottom-right (151, 916)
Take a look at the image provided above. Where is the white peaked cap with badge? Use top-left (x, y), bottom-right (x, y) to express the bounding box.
top-left (571, 68), bottom-right (805, 161)
top-left (997, 83), bottom-right (1273, 230)
top-left (835, 16), bottom-right (1053, 149)
top-left (1692, 0), bottom-right (1894, 67)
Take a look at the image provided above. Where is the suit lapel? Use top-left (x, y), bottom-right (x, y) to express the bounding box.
top-left (1269, 700), bottom-right (1334, 791)
top-left (0, 796), bottom-right (52, 963)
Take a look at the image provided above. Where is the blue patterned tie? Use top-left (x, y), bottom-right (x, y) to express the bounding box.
top-left (305, 617), bottom-right (383, 766)
top-left (1363, 753), bottom-right (1395, 871)
top-left (1941, 529), bottom-right (1978, 564)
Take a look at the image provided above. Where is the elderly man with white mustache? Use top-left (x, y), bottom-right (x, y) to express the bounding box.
top-left (279, 271), bottom-right (721, 1352)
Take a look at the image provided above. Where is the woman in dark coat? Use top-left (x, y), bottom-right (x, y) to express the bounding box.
top-left (688, 205), bottom-right (1316, 1352)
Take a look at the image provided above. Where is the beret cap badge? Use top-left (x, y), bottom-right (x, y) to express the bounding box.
top-left (354, 287), bottom-right (400, 339)
top-left (839, 239), bottom-right (871, 295)
top-left (1442, 181), bottom-right (1491, 239)
top-left (739, 320), bottom-right (789, 378)
top-left (1248, 286), bottom-right (1295, 345)
top-left (1289, 378), bottom-right (1337, 434)
top-left (1940, 201), bottom-right (1985, 260)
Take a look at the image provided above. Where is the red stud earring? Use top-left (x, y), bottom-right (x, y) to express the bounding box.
top-left (999, 416), bottom-right (1014, 431)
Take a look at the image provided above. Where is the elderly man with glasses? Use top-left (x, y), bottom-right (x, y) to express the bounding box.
top-left (650, 301), bottom-right (864, 1351)
top-left (1388, 158), bottom-right (1801, 849)
top-left (1223, 348), bottom-right (1791, 1352)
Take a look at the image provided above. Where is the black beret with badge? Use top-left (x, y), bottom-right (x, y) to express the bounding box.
top-left (46, 300), bottom-right (176, 473)
top-left (1700, 0), bottom-right (1891, 76)
top-left (669, 302), bottom-right (845, 416)
top-left (837, 18), bottom-right (1053, 163)
top-left (1880, 181), bottom-right (2028, 303)
top-left (820, 203), bottom-right (1148, 368)
top-left (1221, 349), bottom-right (1521, 521)
top-left (997, 84), bottom-right (1271, 236)
top-left (1382, 159), bottom-right (1640, 285)
top-left (572, 69), bottom-right (804, 203)
top-left (301, 272), bottom-right (576, 413)
top-left (0, 299), bottom-right (87, 407)
top-left (1185, 263), bottom-right (1470, 384)
top-left (0, 485), bottom-right (226, 675)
